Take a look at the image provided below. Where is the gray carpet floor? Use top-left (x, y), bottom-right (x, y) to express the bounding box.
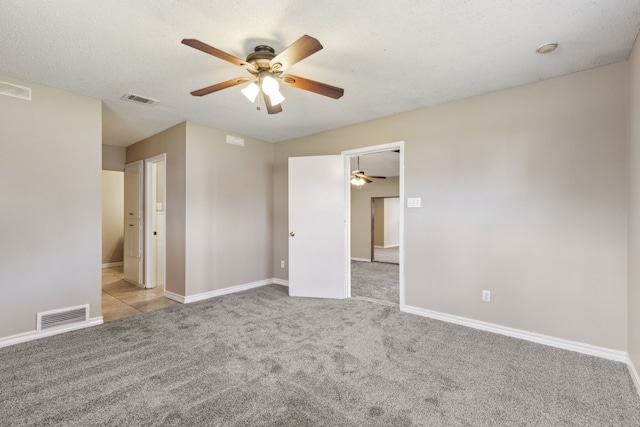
top-left (351, 261), bottom-right (399, 304)
top-left (373, 246), bottom-right (400, 264)
top-left (1, 284), bottom-right (639, 426)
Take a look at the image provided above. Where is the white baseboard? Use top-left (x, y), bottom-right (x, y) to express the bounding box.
top-left (272, 278), bottom-right (289, 287)
top-left (101, 262), bottom-right (123, 268)
top-left (628, 356), bottom-right (640, 397)
top-left (351, 257), bottom-right (371, 262)
top-left (163, 290), bottom-right (185, 304)
top-left (401, 304), bottom-right (627, 363)
top-left (0, 316), bottom-right (103, 349)
top-left (166, 278), bottom-right (286, 304)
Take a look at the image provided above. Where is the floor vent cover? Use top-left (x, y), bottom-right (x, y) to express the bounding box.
top-left (0, 81), bottom-right (31, 100)
top-left (37, 304), bottom-right (89, 331)
top-left (121, 92), bottom-right (159, 106)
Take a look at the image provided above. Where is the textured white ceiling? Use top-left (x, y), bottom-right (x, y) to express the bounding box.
top-left (351, 152), bottom-right (400, 178)
top-left (0, 1), bottom-right (639, 146)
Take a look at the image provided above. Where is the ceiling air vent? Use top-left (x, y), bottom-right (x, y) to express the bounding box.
top-left (0, 81), bottom-right (31, 100)
top-left (121, 92), bottom-right (159, 106)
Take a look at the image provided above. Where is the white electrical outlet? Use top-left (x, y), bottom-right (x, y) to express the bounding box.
top-left (280, 260), bottom-right (285, 269)
top-left (482, 290), bottom-right (491, 302)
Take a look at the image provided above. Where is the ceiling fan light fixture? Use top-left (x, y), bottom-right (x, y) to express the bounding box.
top-left (241, 82), bottom-right (259, 103)
top-left (261, 73), bottom-right (280, 96)
top-left (269, 90), bottom-right (285, 106)
top-left (182, 35), bottom-right (344, 115)
top-left (350, 176), bottom-right (366, 187)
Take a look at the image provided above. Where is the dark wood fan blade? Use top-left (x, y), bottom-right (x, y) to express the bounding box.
top-left (351, 173), bottom-right (372, 183)
top-left (190, 77), bottom-right (251, 97)
top-left (281, 74), bottom-right (344, 99)
top-left (270, 35), bottom-right (323, 71)
top-left (182, 39), bottom-right (255, 69)
top-left (264, 94), bottom-right (283, 114)
top-left (365, 175), bottom-right (387, 179)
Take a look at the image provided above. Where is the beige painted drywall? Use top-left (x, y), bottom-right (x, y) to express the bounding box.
top-left (102, 145), bottom-right (126, 171)
top-left (275, 62), bottom-right (628, 350)
top-left (351, 177), bottom-right (400, 260)
top-left (0, 74), bottom-right (102, 338)
top-left (127, 122), bottom-right (187, 296)
top-left (373, 199), bottom-right (385, 248)
top-left (185, 122), bottom-right (274, 296)
top-left (384, 197), bottom-right (400, 247)
top-left (101, 171), bottom-right (124, 264)
top-left (126, 121), bottom-right (274, 298)
top-left (628, 34), bottom-right (640, 380)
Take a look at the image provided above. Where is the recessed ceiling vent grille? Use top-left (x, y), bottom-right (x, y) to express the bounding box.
top-left (37, 304), bottom-right (89, 331)
top-left (121, 92), bottom-right (159, 106)
top-left (0, 81), bottom-right (31, 100)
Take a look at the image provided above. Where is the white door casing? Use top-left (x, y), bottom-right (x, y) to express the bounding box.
top-left (288, 155), bottom-right (348, 299)
top-left (144, 154), bottom-right (166, 289)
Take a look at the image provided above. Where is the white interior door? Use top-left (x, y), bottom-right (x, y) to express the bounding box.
top-left (123, 160), bottom-right (143, 286)
top-left (288, 155), bottom-right (347, 299)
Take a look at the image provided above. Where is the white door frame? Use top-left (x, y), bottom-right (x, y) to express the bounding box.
top-left (342, 141), bottom-right (405, 306)
top-left (144, 153), bottom-right (166, 289)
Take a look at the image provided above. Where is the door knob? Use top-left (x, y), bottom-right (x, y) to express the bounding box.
top-left (289, 231), bottom-right (295, 236)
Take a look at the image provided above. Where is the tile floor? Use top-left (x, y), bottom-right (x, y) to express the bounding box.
top-left (102, 266), bottom-right (179, 322)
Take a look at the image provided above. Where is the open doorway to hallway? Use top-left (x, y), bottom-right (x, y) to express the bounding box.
top-left (101, 266), bottom-right (178, 322)
top-left (345, 143), bottom-right (404, 306)
top-left (101, 152), bottom-right (173, 322)
top-left (371, 196), bottom-right (400, 264)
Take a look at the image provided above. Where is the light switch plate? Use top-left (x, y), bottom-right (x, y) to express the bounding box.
top-left (407, 197), bottom-right (421, 208)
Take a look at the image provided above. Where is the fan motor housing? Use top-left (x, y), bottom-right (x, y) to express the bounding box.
top-left (246, 45), bottom-right (280, 75)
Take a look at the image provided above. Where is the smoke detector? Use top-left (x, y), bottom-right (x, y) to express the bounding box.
top-left (536, 42), bottom-right (558, 54)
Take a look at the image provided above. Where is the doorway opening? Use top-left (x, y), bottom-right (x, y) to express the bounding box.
top-left (103, 153), bottom-right (173, 322)
top-left (371, 196), bottom-right (400, 264)
top-left (343, 142), bottom-right (404, 307)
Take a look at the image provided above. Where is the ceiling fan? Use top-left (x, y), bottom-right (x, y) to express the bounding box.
top-left (181, 35), bottom-right (344, 114)
top-left (351, 156), bottom-right (387, 187)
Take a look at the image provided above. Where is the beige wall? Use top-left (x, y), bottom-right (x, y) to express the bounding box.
top-left (185, 122), bottom-right (274, 295)
top-left (0, 74), bottom-right (102, 337)
top-left (127, 121), bottom-right (275, 297)
top-left (373, 198), bottom-right (385, 248)
top-left (101, 171), bottom-right (124, 264)
top-left (275, 62), bottom-right (628, 350)
top-left (102, 145), bottom-right (126, 171)
top-left (384, 197), bottom-right (400, 247)
top-left (628, 34), bottom-right (640, 377)
top-left (351, 177), bottom-right (400, 259)
top-left (127, 122), bottom-right (187, 296)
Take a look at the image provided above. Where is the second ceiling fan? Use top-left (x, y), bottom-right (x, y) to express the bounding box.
top-left (351, 156), bottom-right (387, 187)
top-left (182, 35), bottom-right (344, 114)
